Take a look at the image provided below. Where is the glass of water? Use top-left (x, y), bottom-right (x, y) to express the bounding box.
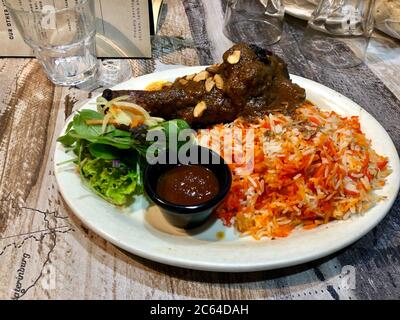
top-left (299, 0), bottom-right (376, 69)
top-left (5, 0), bottom-right (98, 86)
top-left (223, 0), bottom-right (285, 47)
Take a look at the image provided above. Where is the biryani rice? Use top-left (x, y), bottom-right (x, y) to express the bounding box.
top-left (200, 102), bottom-right (391, 239)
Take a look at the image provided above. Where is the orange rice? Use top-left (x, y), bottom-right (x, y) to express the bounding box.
top-left (200, 102), bottom-right (391, 239)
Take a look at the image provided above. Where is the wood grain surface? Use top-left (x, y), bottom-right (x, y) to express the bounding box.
top-left (0, 0), bottom-right (399, 300)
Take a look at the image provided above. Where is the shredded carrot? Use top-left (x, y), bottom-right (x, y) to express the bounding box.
top-left (309, 116), bottom-right (321, 126)
top-left (303, 223), bottom-right (318, 230)
top-left (86, 119), bottom-right (119, 125)
top-left (199, 102), bottom-right (391, 239)
top-left (130, 116), bottom-right (145, 128)
top-left (110, 105), bottom-right (144, 116)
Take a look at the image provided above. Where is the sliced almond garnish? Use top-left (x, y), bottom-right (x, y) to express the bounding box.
top-left (193, 70), bottom-right (210, 82)
top-left (206, 64), bottom-right (220, 74)
top-left (179, 78), bottom-right (188, 85)
top-left (186, 74), bottom-right (196, 81)
top-left (227, 50), bottom-right (241, 64)
top-left (214, 74), bottom-right (224, 90)
top-left (193, 101), bottom-right (207, 118)
top-left (205, 78), bottom-right (215, 92)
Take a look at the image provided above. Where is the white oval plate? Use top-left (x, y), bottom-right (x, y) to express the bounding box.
top-left (55, 66), bottom-right (400, 272)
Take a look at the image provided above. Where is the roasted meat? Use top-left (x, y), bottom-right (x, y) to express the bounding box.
top-left (101, 43), bottom-right (306, 127)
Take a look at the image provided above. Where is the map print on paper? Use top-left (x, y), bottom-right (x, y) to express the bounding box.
top-left (0, 192), bottom-right (74, 300)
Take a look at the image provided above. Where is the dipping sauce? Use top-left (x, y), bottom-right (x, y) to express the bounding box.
top-left (156, 165), bottom-right (220, 206)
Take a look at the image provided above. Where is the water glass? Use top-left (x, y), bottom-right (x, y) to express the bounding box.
top-left (5, 0), bottom-right (98, 86)
top-left (375, 0), bottom-right (400, 40)
top-left (223, 0), bottom-right (285, 47)
top-left (299, 0), bottom-right (376, 69)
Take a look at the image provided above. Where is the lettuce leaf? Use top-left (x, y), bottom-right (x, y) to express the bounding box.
top-left (57, 109), bottom-right (192, 207)
top-left (80, 158), bottom-right (141, 206)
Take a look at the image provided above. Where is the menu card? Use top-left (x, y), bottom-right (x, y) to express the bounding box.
top-left (0, 0), bottom-right (155, 58)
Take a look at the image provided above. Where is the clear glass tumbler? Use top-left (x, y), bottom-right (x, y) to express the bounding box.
top-left (5, 0), bottom-right (98, 86)
top-left (375, 0), bottom-right (400, 40)
top-left (223, 0), bottom-right (285, 47)
top-left (299, 0), bottom-right (376, 69)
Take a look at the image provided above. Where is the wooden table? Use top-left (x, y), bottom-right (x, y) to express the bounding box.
top-left (0, 0), bottom-right (399, 300)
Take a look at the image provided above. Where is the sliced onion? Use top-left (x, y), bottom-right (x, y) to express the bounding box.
top-left (144, 117), bottom-right (165, 127)
top-left (95, 95), bottom-right (131, 115)
top-left (95, 96), bottom-right (108, 106)
top-left (110, 108), bottom-right (132, 126)
top-left (96, 95), bottom-right (130, 105)
top-left (101, 113), bottom-right (113, 134)
top-left (144, 119), bottom-right (158, 127)
top-left (113, 101), bottom-right (151, 119)
top-left (96, 96), bottom-right (166, 129)
top-left (150, 117), bottom-right (165, 123)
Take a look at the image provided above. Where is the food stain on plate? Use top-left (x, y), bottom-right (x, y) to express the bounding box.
top-left (145, 206), bottom-right (188, 236)
top-left (216, 231), bottom-right (225, 240)
top-left (145, 205), bottom-right (224, 241)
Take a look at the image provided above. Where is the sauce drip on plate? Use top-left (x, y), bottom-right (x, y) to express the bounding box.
top-left (156, 165), bottom-right (220, 206)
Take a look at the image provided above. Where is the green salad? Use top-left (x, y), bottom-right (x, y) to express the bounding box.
top-left (58, 106), bottom-right (190, 206)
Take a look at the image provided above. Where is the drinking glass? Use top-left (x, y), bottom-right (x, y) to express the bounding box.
top-left (375, 0), bottom-right (400, 40)
top-left (299, 0), bottom-right (376, 69)
top-left (98, 60), bottom-right (133, 87)
top-left (5, 0), bottom-right (98, 86)
top-left (223, 0), bottom-right (285, 47)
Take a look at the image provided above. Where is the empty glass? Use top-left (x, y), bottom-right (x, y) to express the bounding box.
top-left (98, 60), bottom-right (133, 87)
top-left (300, 0), bottom-right (376, 68)
top-left (375, 0), bottom-right (400, 40)
top-left (223, 0), bottom-right (285, 47)
top-left (5, 0), bottom-right (98, 86)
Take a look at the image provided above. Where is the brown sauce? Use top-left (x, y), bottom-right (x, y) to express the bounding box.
top-left (156, 165), bottom-right (220, 206)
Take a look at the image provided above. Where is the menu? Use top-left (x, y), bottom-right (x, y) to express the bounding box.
top-left (0, 0), bottom-right (155, 58)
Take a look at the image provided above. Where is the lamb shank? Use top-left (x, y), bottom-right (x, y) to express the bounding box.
top-left (101, 43), bottom-right (306, 127)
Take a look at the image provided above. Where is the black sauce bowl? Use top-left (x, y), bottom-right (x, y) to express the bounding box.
top-left (144, 146), bottom-right (232, 229)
